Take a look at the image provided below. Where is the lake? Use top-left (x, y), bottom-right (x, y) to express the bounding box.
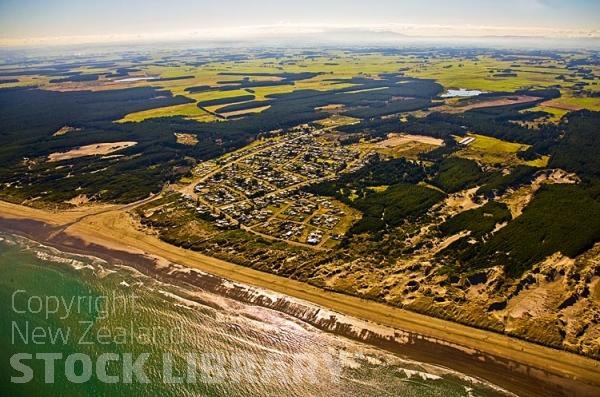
top-left (441, 89), bottom-right (485, 98)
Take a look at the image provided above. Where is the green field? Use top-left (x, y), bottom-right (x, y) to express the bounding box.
top-left (118, 102), bottom-right (218, 122)
top-left (3, 49), bottom-right (597, 126)
top-left (455, 133), bottom-right (549, 167)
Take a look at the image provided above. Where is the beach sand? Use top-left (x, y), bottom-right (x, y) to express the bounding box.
top-left (1, 199), bottom-right (599, 397)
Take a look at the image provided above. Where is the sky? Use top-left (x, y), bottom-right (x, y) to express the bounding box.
top-left (0, 0), bottom-right (599, 46)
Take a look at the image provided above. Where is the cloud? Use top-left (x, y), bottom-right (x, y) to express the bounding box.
top-left (1, 22), bottom-right (598, 48)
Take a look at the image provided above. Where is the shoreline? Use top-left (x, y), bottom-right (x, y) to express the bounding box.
top-left (1, 200), bottom-right (599, 396)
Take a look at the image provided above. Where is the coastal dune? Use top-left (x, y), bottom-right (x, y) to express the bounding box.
top-left (1, 199), bottom-right (599, 397)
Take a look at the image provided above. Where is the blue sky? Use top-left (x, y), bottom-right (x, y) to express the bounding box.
top-left (1, 0), bottom-right (599, 43)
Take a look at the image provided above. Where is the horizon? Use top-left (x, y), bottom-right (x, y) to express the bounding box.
top-left (1, 0), bottom-right (599, 48)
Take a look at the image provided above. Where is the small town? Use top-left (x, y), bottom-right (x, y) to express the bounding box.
top-left (178, 127), bottom-right (367, 248)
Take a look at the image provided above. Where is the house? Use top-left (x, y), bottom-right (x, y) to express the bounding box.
top-left (458, 137), bottom-right (476, 146)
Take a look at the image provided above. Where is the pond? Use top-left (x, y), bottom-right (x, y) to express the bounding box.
top-left (441, 88), bottom-right (484, 98)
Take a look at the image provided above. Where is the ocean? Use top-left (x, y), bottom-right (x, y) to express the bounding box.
top-left (0, 231), bottom-right (513, 397)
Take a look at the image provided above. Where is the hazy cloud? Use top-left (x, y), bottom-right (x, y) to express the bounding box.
top-left (0, 0), bottom-right (598, 46)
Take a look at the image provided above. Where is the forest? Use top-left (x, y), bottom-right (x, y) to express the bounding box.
top-left (437, 111), bottom-right (600, 276)
top-left (452, 184), bottom-right (600, 277)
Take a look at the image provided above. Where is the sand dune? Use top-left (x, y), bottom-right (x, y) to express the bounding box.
top-left (48, 141), bottom-right (137, 162)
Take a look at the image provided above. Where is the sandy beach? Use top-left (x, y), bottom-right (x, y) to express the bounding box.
top-left (1, 199), bottom-right (599, 397)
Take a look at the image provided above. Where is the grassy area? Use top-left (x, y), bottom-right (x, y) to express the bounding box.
top-left (543, 94), bottom-right (600, 112)
top-left (315, 114), bottom-right (360, 128)
top-left (185, 88), bottom-right (252, 102)
top-left (367, 185), bottom-right (389, 193)
top-left (117, 102), bottom-right (218, 122)
top-left (455, 133), bottom-right (548, 167)
top-left (525, 105), bottom-right (569, 123)
top-left (523, 155), bottom-right (550, 168)
top-left (467, 133), bottom-right (527, 152)
top-left (406, 56), bottom-right (554, 92)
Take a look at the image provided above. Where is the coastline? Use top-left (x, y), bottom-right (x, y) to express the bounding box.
top-left (1, 200), bottom-right (599, 397)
